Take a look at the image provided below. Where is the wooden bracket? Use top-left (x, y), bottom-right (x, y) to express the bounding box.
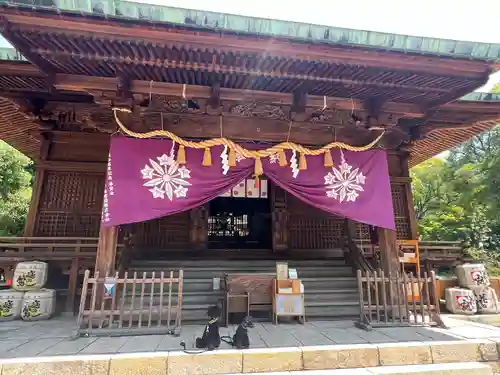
top-left (207, 81), bottom-right (221, 109)
top-left (291, 90), bottom-right (307, 114)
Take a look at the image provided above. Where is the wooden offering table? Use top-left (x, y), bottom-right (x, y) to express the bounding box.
top-left (224, 273), bottom-right (274, 325)
top-left (272, 279), bottom-right (305, 324)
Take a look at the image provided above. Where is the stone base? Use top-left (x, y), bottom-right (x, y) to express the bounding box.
top-left (1, 340), bottom-right (499, 375)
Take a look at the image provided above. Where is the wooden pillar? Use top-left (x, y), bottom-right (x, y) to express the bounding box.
top-left (24, 133), bottom-right (51, 236)
top-left (95, 226), bottom-right (118, 275)
top-left (377, 227), bottom-right (399, 275)
top-left (378, 227), bottom-right (405, 317)
top-left (401, 154), bottom-right (418, 239)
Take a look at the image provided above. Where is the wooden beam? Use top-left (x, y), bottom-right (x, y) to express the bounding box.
top-left (3, 11), bottom-right (492, 78)
top-left (53, 74), bottom-right (424, 116)
top-left (0, 61), bottom-right (44, 76)
top-left (36, 160), bottom-right (107, 173)
top-left (122, 112), bottom-right (382, 146)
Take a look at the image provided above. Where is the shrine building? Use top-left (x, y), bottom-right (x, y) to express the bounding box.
top-left (0, 0), bottom-right (500, 322)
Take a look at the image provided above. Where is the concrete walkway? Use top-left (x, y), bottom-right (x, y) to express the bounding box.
top-left (0, 317), bottom-right (460, 359)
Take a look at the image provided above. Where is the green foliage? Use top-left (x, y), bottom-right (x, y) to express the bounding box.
top-left (412, 125), bottom-right (500, 272)
top-left (0, 141), bottom-right (32, 236)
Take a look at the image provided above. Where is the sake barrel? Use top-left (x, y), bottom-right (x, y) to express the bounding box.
top-left (21, 289), bottom-right (55, 321)
top-left (0, 290), bottom-right (24, 321)
top-left (470, 286), bottom-right (500, 314)
top-left (445, 287), bottom-right (477, 315)
top-left (13, 261), bottom-right (48, 291)
top-left (455, 263), bottom-right (490, 288)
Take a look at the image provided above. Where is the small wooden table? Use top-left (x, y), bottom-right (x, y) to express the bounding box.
top-left (272, 279), bottom-right (305, 324)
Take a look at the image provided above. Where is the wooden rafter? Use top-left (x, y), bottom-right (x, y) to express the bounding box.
top-left (27, 50), bottom-right (452, 95)
top-left (409, 119), bottom-right (499, 166)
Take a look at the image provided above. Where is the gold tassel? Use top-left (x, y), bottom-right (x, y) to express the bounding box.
top-left (254, 157), bottom-right (263, 177)
top-left (323, 150), bottom-right (334, 167)
top-left (228, 147), bottom-right (236, 167)
top-left (299, 153), bottom-right (307, 170)
top-left (279, 150), bottom-right (287, 166)
top-left (202, 147), bottom-right (212, 166)
top-left (177, 145), bottom-right (186, 164)
top-left (254, 176), bottom-right (260, 188)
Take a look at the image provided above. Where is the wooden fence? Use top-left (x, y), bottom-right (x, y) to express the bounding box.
top-left (75, 269), bottom-right (183, 337)
top-left (356, 269), bottom-right (442, 330)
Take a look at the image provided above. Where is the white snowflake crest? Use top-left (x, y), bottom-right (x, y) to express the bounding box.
top-left (324, 161), bottom-right (366, 203)
top-left (141, 154), bottom-right (192, 200)
top-left (269, 153), bottom-right (280, 164)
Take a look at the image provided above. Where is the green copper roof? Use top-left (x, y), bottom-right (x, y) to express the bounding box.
top-left (0, 47), bottom-right (25, 61)
top-left (460, 92), bottom-right (500, 102)
top-left (1, 0), bottom-right (500, 61)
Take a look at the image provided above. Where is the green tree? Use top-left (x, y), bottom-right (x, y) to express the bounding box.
top-left (412, 125), bottom-right (500, 252)
top-left (0, 141), bottom-right (32, 236)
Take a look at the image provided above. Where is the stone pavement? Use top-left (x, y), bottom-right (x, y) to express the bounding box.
top-left (440, 314), bottom-right (500, 340)
top-left (0, 317), bottom-right (460, 359)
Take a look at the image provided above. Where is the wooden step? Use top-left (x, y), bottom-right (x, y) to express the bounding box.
top-left (128, 266), bottom-right (354, 279)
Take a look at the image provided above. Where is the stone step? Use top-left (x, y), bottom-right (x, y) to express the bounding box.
top-left (220, 362), bottom-right (493, 375)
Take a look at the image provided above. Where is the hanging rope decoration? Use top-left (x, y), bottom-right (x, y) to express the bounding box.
top-left (112, 108), bottom-right (384, 179)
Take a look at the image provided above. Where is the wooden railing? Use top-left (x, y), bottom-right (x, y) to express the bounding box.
top-left (355, 239), bottom-right (465, 266)
top-left (0, 237), bottom-right (123, 314)
top-left (418, 241), bottom-right (464, 262)
top-left (0, 237), bottom-right (100, 260)
top-left (356, 269), bottom-right (442, 330)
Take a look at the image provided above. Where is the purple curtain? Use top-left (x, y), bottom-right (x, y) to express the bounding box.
top-left (263, 149), bottom-right (395, 230)
top-left (102, 137), bottom-right (395, 230)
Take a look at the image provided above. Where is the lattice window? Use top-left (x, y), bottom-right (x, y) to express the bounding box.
top-left (287, 195), bottom-right (345, 249)
top-left (391, 184), bottom-right (411, 239)
top-left (35, 212), bottom-right (101, 237)
top-left (40, 172), bottom-right (104, 212)
top-left (288, 216), bottom-right (345, 249)
top-left (35, 171), bottom-right (105, 237)
top-left (133, 213), bottom-right (190, 249)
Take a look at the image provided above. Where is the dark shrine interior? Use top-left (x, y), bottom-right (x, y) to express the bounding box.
top-left (208, 197), bottom-right (272, 250)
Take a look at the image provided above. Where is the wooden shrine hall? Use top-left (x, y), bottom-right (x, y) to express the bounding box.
top-left (0, 1), bottom-right (500, 324)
